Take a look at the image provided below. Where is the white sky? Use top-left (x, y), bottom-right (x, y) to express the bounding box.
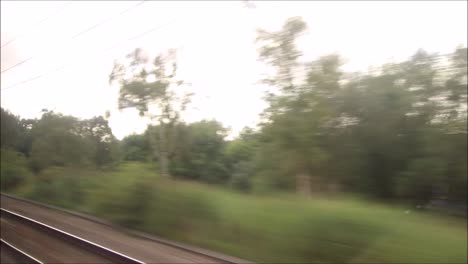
top-left (1, 1), bottom-right (466, 139)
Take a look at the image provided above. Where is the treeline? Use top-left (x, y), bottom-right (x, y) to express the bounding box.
top-left (120, 120), bottom-right (233, 184)
top-left (112, 17), bottom-right (466, 205)
top-left (1, 109), bottom-right (120, 188)
top-left (2, 17), bottom-right (466, 207)
top-left (250, 18), bottom-right (467, 205)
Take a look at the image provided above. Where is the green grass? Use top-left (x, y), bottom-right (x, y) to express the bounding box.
top-left (6, 162), bottom-right (467, 263)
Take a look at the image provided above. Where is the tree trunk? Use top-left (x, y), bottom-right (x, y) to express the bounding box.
top-left (158, 122), bottom-right (169, 177)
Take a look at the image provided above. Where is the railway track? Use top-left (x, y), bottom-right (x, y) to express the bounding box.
top-left (0, 194), bottom-right (252, 264)
top-left (1, 239), bottom-right (43, 264)
top-left (1, 208), bottom-right (145, 263)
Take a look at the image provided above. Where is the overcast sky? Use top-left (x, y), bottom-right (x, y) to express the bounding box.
top-left (1, 1), bottom-right (466, 139)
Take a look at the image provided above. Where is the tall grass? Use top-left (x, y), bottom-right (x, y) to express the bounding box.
top-left (7, 162), bottom-right (467, 263)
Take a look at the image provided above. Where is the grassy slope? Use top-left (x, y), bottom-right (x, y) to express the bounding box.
top-left (9, 162), bottom-right (468, 263)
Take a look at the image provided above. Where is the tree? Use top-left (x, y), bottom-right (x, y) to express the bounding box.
top-left (109, 48), bottom-right (192, 177)
top-left (256, 17), bottom-right (321, 195)
top-left (28, 111), bottom-right (93, 173)
top-left (256, 18), bottom-right (347, 195)
top-left (1, 108), bottom-right (24, 150)
top-left (120, 134), bottom-right (150, 162)
top-left (346, 74), bottom-right (415, 198)
top-left (255, 18), bottom-right (466, 202)
top-left (333, 48), bottom-right (467, 202)
top-left (225, 127), bottom-right (259, 191)
top-left (167, 120), bottom-right (229, 183)
top-left (80, 116), bottom-right (120, 167)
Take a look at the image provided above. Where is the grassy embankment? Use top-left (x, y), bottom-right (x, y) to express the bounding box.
top-left (8, 162), bottom-right (467, 263)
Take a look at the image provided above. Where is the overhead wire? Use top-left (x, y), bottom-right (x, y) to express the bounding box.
top-left (0, 1), bottom-right (241, 92)
top-left (0, 55), bottom-right (33, 74)
top-left (1, 19), bottom-right (177, 92)
top-left (70, 0), bottom-right (146, 40)
top-left (1, 1), bottom-right (73, 49)
top-left (1, 0), bottom-right (146, 74)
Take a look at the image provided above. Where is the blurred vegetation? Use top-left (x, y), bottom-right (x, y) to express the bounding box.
top-left (0, 16), bottom-right (466, 263)
top-left (4, 162), bottom-right (467, 263)
top-left (0, 148), bottom-right (31, 191)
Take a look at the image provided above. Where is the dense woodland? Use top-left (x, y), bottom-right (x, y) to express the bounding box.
top-left (1, 17), bottom-right (467, 208)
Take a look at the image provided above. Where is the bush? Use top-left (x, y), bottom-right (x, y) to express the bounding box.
top-left (83, 168), bottom-right (218, 238)
top-left (1, 148), bottom-right (31, 191)
top-left (230, 161), bottom-right (252, 192)
top-left (144, 187), bottom-right (218, 240)
top-left (84, 173), bottom-right (153, 228)
top-left (199, 162), bottom-right (229, 184)
top-left (230, 173), bottom-right (251, 192)
top-left (169, 160), bottom-right (191, 178)
top-left (24, 167), bottom-right (88, 209)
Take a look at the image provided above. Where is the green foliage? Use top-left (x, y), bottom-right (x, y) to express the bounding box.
top-left (144, 187), bottom-right (218, 240)
top-left (63, 163), bottom-right (219, 236)
top-left (2, 31), bottom-right (465, 202)
top-left (0, 149), bottom-right (31, 191)
top-left (120, 134), bottom-right (150, 161)
top-left (8, 163), bottom-right (466, 263)
top-left (85, 172), bottom-right (154, 227)
top-left (23, 167), bottom-right (94, 209)
top-left (252, 17), bottom-right (467, 202)
top-left (0, 110), bottom-right (120, 173)
top-left (197, 190), bottom-right (466, 263)
top-left (229, 161), bottom-right (252, 192)
top-left (256, 17), bottom-right (307, 92)
top-left (1, 108), bottom-right (23, 149)
top-left (168, 120), bottom-right (230, 183)
top-left (0, 108), bottom-right (34, 158)
top-left (80, 116), bottom-right (120, 168)
top-left (109, 48), bottom-right (192, 177)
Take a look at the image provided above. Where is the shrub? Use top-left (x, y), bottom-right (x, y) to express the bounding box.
top-left (1, 148), bottom-right (31, 191)
top-left (230, 161), bottom-right (252, 192)
top-left (24, 167), bottom-right (86, 209)
top-left (84, 173), bottom-right (153, 228)
top-left (144, 187), bottom-right (218, 240)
